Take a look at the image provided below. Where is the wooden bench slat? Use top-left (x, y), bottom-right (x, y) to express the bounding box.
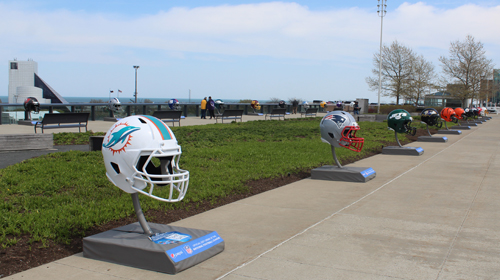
top-left (216, 109), bottom-right (243, 123)
top-left (265, 108), bottom-right (287, 120)
top-left (34, 113), bottom-right (89, 133)
top-left (301, 108), bottom-right (318, 117)
top-left (152, 111), bottom-right (183, 127)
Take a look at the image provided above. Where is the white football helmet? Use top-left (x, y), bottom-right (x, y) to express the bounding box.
top-left (320, 111), bottom-right (364, 152)
top-left (102, 115), bottom-right (189, 202)
top-left (109, 98), bottom-right (121, 112)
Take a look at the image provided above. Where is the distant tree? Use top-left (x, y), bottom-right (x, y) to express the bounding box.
top-left (143, 99), bottom-right (154, 103)
top-left (366, 40), bottom-right (416, 105)
top-left (439, 35), bottom-right (494, 107)
top-left (90, 99), bottom-right (106, 103)
top-left (239, 99), bottom-right (253, 103)
top-left (405, 54), bottom-right (436, 105)
top-left (288, 97), bottom-right (302, 103)
top-left (269, 97), bottom-right (282, 103)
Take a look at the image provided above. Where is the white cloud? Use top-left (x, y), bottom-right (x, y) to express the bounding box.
top-left (1, 1), bottom-right (499, 65)
top-left (0, 1), bottom-right (499, 101)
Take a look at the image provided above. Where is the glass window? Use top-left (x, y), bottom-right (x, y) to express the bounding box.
top-left (10, 62), bottom-right (18, 69)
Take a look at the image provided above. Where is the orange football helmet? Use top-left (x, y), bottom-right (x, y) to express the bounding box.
top-left (440, 107), bottom-right (458, 123)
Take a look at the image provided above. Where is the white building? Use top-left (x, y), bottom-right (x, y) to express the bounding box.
top-left (8, 59), bottom-right (67, 104)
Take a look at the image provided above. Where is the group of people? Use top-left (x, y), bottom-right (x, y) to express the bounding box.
top-left (200, 96), bottom-right (216, 119)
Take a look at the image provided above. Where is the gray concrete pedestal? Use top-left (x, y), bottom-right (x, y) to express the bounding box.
top-left (437, 129), bottom-right (461, 135)
top-left (417, 136), bottom-right (448, 142)
top-left (311, 166), bottom-right (376, 182)
top-left (382, 146), bottom-right (424, 156)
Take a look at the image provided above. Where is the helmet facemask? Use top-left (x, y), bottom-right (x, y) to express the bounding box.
top-left (339, 125), bottom-right (364, 152)
top-left (131, 148), bottom-right (189, 203)
top-left (403, 121), bottom-right (417, 136)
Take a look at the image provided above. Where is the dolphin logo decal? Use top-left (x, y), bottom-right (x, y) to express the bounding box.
top-left (103, 125), bottom-right (140, 149)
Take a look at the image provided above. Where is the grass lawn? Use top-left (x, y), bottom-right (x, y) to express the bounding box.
top-left (1, 117), bottom-right (423, 248)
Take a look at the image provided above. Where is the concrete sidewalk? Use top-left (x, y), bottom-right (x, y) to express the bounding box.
top-left (5, 116), bottom-right (500, 279)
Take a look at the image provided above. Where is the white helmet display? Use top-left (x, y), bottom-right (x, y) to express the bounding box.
top-left (102, 115), bottom-right (189, 202)
top-left (109, 97), bottom-right (121, 112)
top-left (320, 111), bottom-right (364, 152)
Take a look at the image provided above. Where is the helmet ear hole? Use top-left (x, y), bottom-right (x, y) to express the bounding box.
top-left (110, 162), bottom-right (120, 174)
top-left (328, 132), bottom-right (334, 139)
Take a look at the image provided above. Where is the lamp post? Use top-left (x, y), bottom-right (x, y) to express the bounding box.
top-left (377, 0), bottom-right (387, 114)
top-left (133, 65), bottom-right (140, 103)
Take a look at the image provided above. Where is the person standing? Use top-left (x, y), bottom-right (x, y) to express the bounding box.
top-left (292, 99), bottom-right (299, 114)
top-left (208, 96), bottom-right (216, 119)
top-left (200, 97), bottom-right (207, 119)
top-left (353, 101), bottom-right (360, 115)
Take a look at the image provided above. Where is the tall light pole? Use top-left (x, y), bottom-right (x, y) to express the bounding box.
top-left (133, 65), bottom-right (140, 103)
top-left (377, 0), bottom-right (387, 114)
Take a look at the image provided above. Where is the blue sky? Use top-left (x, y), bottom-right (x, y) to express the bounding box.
top-left (1, 0), bottom-right (499, 103)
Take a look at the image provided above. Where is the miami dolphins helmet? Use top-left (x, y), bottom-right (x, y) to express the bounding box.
top-left (440, 107), bottom-right (458, 123)
top-left (420, 108), bottom-right (442, 127)
top-left (102, 115), bottom-right (189, 202)
top-left (215, 99), bottom-right (224, 109)
top-left (320, 111), bottom-right (364, 152)
top-left (168, 99), bottom-right (180, 110)
top-left (387, 109), bottom-right (417, 135)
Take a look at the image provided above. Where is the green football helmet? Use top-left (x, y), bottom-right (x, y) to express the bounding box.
top-left (387, 109), bottom-right (417, 136)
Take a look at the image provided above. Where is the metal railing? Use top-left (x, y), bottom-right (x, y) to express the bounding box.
top-left (0, 102), bottom-right (325, 125)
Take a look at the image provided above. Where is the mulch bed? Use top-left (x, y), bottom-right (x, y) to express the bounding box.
top-left (0, 129), bottom-right (436, 277)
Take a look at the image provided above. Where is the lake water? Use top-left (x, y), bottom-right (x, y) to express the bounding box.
top-left (0, 96), bottom-right (264, 104)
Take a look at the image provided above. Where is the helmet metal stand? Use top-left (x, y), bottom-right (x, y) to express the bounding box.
top-left (394, 131), bottom-right (402, 148)
top-left (426, 124), bottom-right (432, 137)
top-left (131, 193), bottom-right (153, 235)
top-left (331, 146), bottom-right (342, 168)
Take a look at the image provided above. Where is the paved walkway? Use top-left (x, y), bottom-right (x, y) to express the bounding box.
top-left (0, 112), bottom-right (316, 135)
top-left (4, 115), bottom-right (500, 279)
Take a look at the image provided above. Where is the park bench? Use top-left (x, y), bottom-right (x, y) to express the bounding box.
top-left (301, 108), bottom-right (318, 118)
top-left (153, 110), bottom-right (184, 127)
top-left (216, 109), bottom-right (243, 124)
top-left (265, 108), bottom-right (287, 120)
top-left (34, 112), bottom-right (89, 133)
